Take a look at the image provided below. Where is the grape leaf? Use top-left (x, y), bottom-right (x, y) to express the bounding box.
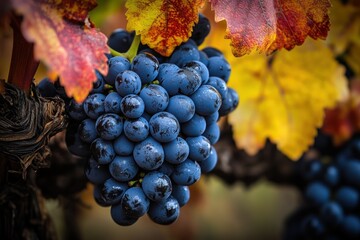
top-left (125, 0), bottom-right (205, 56)
top-left (204, 23), bottom-right (348, 159)
top-left (11, 0), bottom-right (109, 102)
top-left (323, 79), bottom-right (360, 145)
top-left (209, 0), bottom-right (331, 57)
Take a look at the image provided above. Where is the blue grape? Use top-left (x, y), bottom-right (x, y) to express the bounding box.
top-left (68, 99), bottom-right (87, 121)
top-left (207, 56), bottom-right (231, 82)
top-left (90, 138), bottom-right (115, 164)
top-left (301, 214), bottom-right (325, 237)
top-left (198, 146), bottom-right (218, 173)
top-left (299, 159), bottom-right (323, 182)
top-left (335, 186), bottom-right (359, 210)
top-left (202, 47), bottom-right (224, 58)
top-left (156, 161), bottom-right (174, 176)
top-left (181, 113), bottom-right (206, 137)
top-left (111, 203), bottom-right (138, 226)
top-left (178, 68), bottom-right (202, 95)
top-left (113, 134), bottom-right (134, 156)
top-left (169, 42), bottom-right (200, 67)
top-left (320, 201), bottom-right (344, 226)
top-left (163, 137), bottom-right (189, 164)
top-left (341, 215), bottom-right (360, 237)
top-left (305, 182), bottom-right (330, 207)
top-left (91, 71), bottom-right (105, 94)
top-left (85, 157), bottom-right (110, 185)
top-left (190, 13), bottom-right (211, 45)
top-left (133, 137), bottom-right (164, 170)
top-left (78, 119), bottom-right (97, 143)
top-left (207, 76), bottom-right (228, 100)
top-left (171, 185), bottom-right (190, 207)
top-left (198, 50), bottom-right (209, 66)
top-left (172, 159), bottom-right (201, 185)
top-left (93, 184), bottom-right (111, 207)
top-left (105, 56), bottom-right (130, 85)
top-left (121, 187), bottom-right (150, 218)
top-left (120, 94), bottom-right (145, 119)
top-left (184, 60), bottom-right (209, 84)
top-left (166, 95), bottom-right (195, 123)
top-left (157, 63), bottom-right (180, 84)
top-left (104, 92), bottom-right (122, 114)
top-left (148, 196), bottom-right (180, 225)
top-left (123, 117), bottom-right (149, 142)
top-left (203, 122), bottom-right (220, 144)
top-left (107, 28), bottom-right (133, 53)
top-left (219, 88), bottom-right (239, 116)
top-left (95, 113), bottom-right (123, 140)
top-left (83, 93), bottom-right (106, 119)
top-left (98, 178), bottom-right (129, 205)
top-left (149, 112), bottom-right (180, 143)
top-left (323, 165), bottom-right (339, 187)
top-left (115, 70), bottom-right (142, 97)
top-left (342, 160), bottom-right (360, 186)
top-left (131, 52), bottom-right (159, 84)
top-left (190, 85), bottom-right (222, 116)
top-left (66, 123), bottom-right (90, 157)
top-left (205, 111), bottom-right (219, 125)
top-left (186, 136), bottom-right (211, 162)
top-left (37, 78), bottom-right (57, 98)
top-left (142, 171), bottom-right (172, 202)
top-left (140, 84), bottom-right (169, 114)
top-left (109, 155), bottom-right (139, 182)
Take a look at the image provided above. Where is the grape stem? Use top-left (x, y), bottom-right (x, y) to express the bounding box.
top-left (109, 34), bottom-right (141, 62)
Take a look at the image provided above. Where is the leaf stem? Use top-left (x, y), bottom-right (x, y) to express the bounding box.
top-left (109, 35), bottom-right (141, 62)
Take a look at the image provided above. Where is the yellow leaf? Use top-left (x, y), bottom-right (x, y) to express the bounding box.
top-left (125, 0), bottom-right (204, 57)
top-left (203, 22), bottom-right (348, 160)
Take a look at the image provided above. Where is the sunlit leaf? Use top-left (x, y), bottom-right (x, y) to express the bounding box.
top-left (125, 0), bottom-right (205, 56)
top-left (209, 0), bottom-right (331, 57)
top-left (11, 0), bottom-right (109, 102)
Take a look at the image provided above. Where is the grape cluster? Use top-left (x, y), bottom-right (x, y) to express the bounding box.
top-left (64, 14), bottom-right (238, 226)
top-left (284, 138), bottom-right (360, 239)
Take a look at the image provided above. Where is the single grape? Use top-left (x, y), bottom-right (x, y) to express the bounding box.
top-left (323, 165), bottom-right (339, 187)
top-left (131, 52), bottom-right (159, 84)
top-left (107, 28), bottom-right (134, 53)
top-left (207, 56), bottom-right (231, 82)
top-left (142, 171), bottom-right (172, 202)
top-left (178, 68), bottom-right (202, 96)
top-left (149, 112), bottom-right (180, 143)
top-left (184, 60), bottom-right (209, 84)
top-left (171, 185), bottom-right (190, 207)
top-left (98, 178), bottom-right (129, 205)
top-left (166, 95), bottom-right (195, 123)
top-left (104, 92), bottom-right (123, 114)
top-left (111, 203), bottom-right (138, 226)
top-left (157, 63), bottom-right (180, 84)
top-left (78, 119), bottom-right (97, 143)
top-left (91, 71), bottom-right (105, 94)
top-left (207, 76), bottom-right (228, 100)
top-left (156, 161), bottom-right (174, 176)
top-left (190, 85), bottom-right (222, 116)
top-left (113, 134), bottom-right (135, 156)
top-left (190, 13), bottom-right (211, 45)
top-left (205, 111), bottom-right (219, 125)
top-left (335, 186), bottom-right (359, 210)
top-left (83, 93), bottom-right (106, 119)
top-left (172, 159), bottom-right (201, 186)
top-left (120, 94), bottom-right (145, 119)
top-left (186, 136), bottom-right (211, 162)
top-left (68, 99), bottom-right (87, 121)
top-left (140, 84), bottom-right (169, 114)
top-left (85, 157), bottom-right (110, 185)
top-left (163, 137), bottom-right (189, 165)
top-left (342, 160), bottom-right (360, 187)
top-left (202, 122), bottom-right (220, 144)
top-left (37, 78), bottom-right (57, 98)
top-left (198, 146), bottom-right (218, 173)
top-left (133, 137), bottom-right (164, 170)
top-left (218, 88), bottom-right (239, 116)
top-left (115, 70), bottom-right (142, 97)
top-left (148, 196), bottom-right (180, 225)
top-left (198, 50), bottom-right (209, 66)
top-left (105, 56), bottom-right (131, 85)
top-left (123, 117), bottom-right (149, 142)
top-left (201, 47), bottom-right (223, 58)
top-left (169, 42), bottom-right (200, 67)
top-left (66, 123), bottom-right (90, 157)
top-left (95, 113), bottom-right (123, 140)
top-left (90, 138), bottom-right (115, 164)
top-left (121, 187), bottom-right (150, 218)
top-left (109, 155), bottom-right (139, 182)
top-left (181, 113), bottom-right (206, 137)
top-left (305, 182), bottom-right (330, 207)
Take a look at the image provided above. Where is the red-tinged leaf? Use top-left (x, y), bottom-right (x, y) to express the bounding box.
top-left (11, 0), bottom-right (109, 102)
top-left (323, 79), bottom-right (360, 145)
top-left (126, 0), bottom-right (205, 57)
top-left (210, 0), bottom-right (331, 56)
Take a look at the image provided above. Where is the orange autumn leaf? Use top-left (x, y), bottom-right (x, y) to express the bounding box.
top-left (209, 0), bottom-right (331, 57)
top-left (125, 0), bottom-right (205, 57)
top-left (11, 0), bottom-right (109, 102)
